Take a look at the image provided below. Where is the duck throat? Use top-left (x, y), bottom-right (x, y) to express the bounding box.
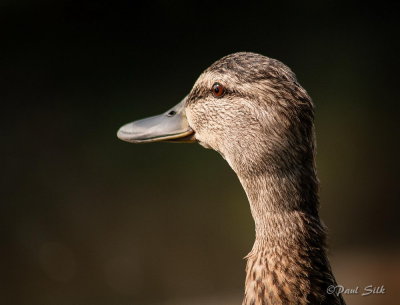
top-left (238, 171), bottom-right (344, 305)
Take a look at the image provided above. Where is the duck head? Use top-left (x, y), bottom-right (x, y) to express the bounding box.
top-left (117, 52), bottom-right (314, 177)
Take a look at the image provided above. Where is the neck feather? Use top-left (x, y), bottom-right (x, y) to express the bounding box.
top-left (238, 168), bottom-right (345, 305)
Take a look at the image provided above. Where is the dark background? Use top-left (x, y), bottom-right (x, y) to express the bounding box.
top-left (2, 1), bottom-right (399, 305)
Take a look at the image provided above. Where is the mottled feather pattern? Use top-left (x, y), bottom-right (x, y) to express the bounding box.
top-left (184, 53), bottom-right (345, 304)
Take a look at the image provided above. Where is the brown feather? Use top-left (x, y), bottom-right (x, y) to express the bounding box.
top-left (185, 52), bottom-right (345, 305)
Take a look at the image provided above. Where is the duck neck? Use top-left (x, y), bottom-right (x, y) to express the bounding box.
top-left (237, 168), bottom-right (344, 305)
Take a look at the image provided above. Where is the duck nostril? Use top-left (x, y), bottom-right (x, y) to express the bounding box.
top-left (167, 110), bottom-right (177, 117)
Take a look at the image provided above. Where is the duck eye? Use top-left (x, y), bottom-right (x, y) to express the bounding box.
top-left (211, 82), bottom-right (225, 98)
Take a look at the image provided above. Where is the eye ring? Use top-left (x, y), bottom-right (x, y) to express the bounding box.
top-left (211, 82), bottom-right (225, 98)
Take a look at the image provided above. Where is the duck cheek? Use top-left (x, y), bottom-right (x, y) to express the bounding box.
top-left (186, 111), bottom-right (209, 148)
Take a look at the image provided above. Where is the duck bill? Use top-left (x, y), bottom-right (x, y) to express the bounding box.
top-left (117, 96), bottom-right (195, 143)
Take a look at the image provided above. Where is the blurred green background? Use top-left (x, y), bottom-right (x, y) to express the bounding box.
top-left (1, 1), bottom-right (399, 305)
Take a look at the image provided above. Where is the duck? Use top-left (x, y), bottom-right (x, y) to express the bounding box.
top-left (117, 52), bottom-right (346, 305)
